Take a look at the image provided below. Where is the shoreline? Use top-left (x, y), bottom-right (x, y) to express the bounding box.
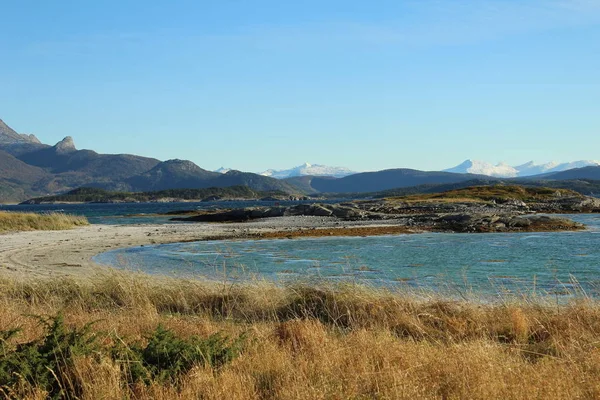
top-left (0, 217), bottom-right (412, 279)
top-left (0, 213), bottom-right (591, 281)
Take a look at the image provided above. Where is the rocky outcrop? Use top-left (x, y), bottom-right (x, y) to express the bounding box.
top-left (201, 195), bottom-right (222, 202)
top-left (355, 201), bottom-right (524, 216)
top-left (53, 136), bottom-right (77, 154)
top-left (431, 214), bottom-right (582, 233)
top-left (528, 196), bottom-right (600, 213)
top-left (172, 203), bottom-right (373, 222)
top-left (172, 197), bottom-right (588, 233)
top-left (0, 119), bottom-right (41, 145)
top-left (359, 195), bottom-right (600, 215)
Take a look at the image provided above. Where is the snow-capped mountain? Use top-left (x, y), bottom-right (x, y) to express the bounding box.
top-left (214, 167), bottom-right (232, 174)
top-left (513, 161), bottom-right (560, 176)
top-left (445, 159), bottom-right (600, 178)
top-left (260, 163), bottom-right (356, 179)
top-left (444, 160), bottom-right (518, 177)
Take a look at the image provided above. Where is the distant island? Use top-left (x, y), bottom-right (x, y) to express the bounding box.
top-left (20, 186), bottom-right (310, 205)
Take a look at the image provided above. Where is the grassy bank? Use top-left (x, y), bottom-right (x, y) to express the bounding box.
top-left (0, 211), bottom-right (88, 232)
top-left (1, 271), bottom-right (600, 399)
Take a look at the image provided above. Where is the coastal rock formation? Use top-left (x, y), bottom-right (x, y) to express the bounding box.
top-left (527, 196), bottom-right (600, 213)
top-left (431, 214), bottom-right (582, 233)
top-left (170, 199), bottom-right (586, 233)
top-left (171, 203), bottom-right (372, 222)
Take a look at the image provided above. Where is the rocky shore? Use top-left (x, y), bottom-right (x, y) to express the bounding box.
top-left (170, 190), bottom-right (599, 233)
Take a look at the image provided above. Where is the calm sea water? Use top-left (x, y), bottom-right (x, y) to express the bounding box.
top-left (93, 214), bottom-right (600, 298)
top-left (0, 200), bottom-right (336, 225)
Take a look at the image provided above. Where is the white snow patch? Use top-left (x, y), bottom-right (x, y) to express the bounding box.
top-left (445, 159), bottom-right (600, 177)
top-left (259, 163), bottom-right (356, 179)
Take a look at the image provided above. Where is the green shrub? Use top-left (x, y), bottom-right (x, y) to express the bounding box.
top-left (0, 313), bottom-right (98, 399)
top-left (114, 325), bottom-right (246, 383)
top-left (1, 316), bottom-right (246, 398)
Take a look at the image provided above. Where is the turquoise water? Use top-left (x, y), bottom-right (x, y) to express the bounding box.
top-left (94, 214), bottom-right (600, 297)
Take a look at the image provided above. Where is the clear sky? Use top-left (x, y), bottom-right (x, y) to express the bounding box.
top-left (1, 0), bottom-right (599, 172)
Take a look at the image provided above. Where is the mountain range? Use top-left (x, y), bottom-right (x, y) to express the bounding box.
top-left (0, 119), bottom-right (296, 202)
top-left (2, 118), bottom-right (600, 202)
top-left (259, 163), bottom-right (356, 179)
top-left (444, 159), bottom-right (600, 178)
top-left (220, 159), bottom-right (600, 180)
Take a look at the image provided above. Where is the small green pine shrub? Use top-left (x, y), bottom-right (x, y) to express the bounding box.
top-left (1, 316), bottom-right (246, 398)
top-left (113, 325), bottom-right (246, 383)
top-left (0, 313), bottom-right (98, 399)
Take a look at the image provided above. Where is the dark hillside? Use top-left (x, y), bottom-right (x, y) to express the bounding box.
top-left (18, 137), bottom-right (159, 179)
top-left (310, 169), bottom-right (487, 193)
top-left (22, 186), bottom-right (287, 204)
top-left (0, 149), bottom-right (48, 184)
top-left (126, 159), bottom-right (221, 191)
top-left (213, 170), bottom-right (299, 193)
top-left (540, 166), bottom-right (600, 181)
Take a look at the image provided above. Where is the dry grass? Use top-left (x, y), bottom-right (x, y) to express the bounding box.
top-left (0, 211), bottom-right (88, 232)
top-left (2, 271), bottom-right (600, 399)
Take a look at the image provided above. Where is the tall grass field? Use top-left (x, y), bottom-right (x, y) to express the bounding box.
top-left (1, 271), bottom-right (600, 399)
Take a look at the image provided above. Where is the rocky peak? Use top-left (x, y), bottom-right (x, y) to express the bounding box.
top-left (20, 134), bottom-right (41, 144)
top-left (0, 119), bottom-right (42, 145)
top-left (0, 119), bottom-right (17, 136)
top-left (53, 136), bottom-right (77, 154)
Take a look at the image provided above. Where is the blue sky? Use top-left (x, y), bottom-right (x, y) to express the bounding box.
top-left (1, 0), bottom-right (599, 172)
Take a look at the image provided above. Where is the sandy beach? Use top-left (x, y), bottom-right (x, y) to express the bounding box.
top-left (0, 217), bottom-right (407, 279)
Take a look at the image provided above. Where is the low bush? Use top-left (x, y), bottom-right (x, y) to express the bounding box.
top-left (0, 313), bottom-right (246, 399)
top-left (0, 314), bottom-right (98, 399)
top-left (113, 325), bottom-right (246, 384)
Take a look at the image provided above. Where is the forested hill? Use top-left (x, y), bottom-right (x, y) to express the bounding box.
top-left (21, 187), bottom-right (291, 204)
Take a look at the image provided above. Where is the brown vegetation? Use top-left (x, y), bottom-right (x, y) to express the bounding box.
top-left (0, 211), bottom-right (88, 233)
top-left (255, 217), bottom-right (582, 239)
top-left (1, 271), bottom-right (600, 399)
top-left (386, 185), bottom-right (582, 203)
top-left (255, 225), bottom-right (417, 239)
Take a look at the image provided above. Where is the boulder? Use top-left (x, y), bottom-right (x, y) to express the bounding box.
top-left (508, 217), bottom-right (532, 228)
top-left (312, 205), bottom-right (333, 217)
